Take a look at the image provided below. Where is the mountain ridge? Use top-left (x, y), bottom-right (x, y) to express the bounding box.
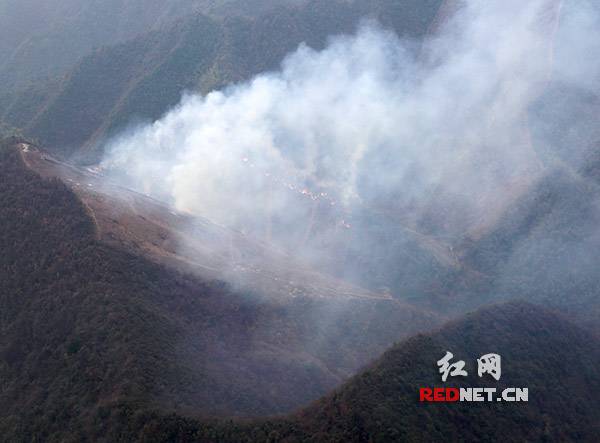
top-left (0, 0), bottom-right (442, 160)
top-left (93, 299), bottom-right (600, 442)
top-left (0, 0), bottom-right (306, 93)
top-left (0, 136), bottom-right (442, 440)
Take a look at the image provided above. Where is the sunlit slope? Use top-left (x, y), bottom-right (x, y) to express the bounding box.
top-left (18, 140), bottom-right (396, 303)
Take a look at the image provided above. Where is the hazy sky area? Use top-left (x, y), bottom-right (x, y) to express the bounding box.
top-left (102, 0), bottom-right (599, 276)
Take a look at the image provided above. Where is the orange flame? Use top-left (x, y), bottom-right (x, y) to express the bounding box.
top-left (237, 154), bottom-right (348, 226)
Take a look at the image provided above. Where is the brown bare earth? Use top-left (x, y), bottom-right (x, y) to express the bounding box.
top-left (19, 142), bottom-right (400, 304)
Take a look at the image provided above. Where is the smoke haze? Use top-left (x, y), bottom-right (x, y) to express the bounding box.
top-left (101, 0), bottom-right (599, 285)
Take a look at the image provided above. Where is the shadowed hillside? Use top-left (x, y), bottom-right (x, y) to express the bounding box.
top-left (0, 137), bottom-right (440, 441)
top-left (88, 300), bottom-right (600, 442)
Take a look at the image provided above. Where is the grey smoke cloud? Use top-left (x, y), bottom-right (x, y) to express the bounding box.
top-left (101, 0), bottom-right (596, 267)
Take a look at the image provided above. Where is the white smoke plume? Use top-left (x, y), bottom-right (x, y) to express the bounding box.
top-left (101, 0), bottom-right (598, 271)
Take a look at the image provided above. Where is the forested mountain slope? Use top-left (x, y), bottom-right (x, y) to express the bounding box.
top-left (0, 0), bottom-right (304, 93)
top-left (0, 0), bottom-right (442, 160)
top-left (2, 0), bottom-right (599, 440)
top-left (96, 300), bottom-right (600, 442)
top-left (0, 137), bottom-right (440, 441)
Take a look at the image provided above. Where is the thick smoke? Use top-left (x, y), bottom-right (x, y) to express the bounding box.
top-left (102, 0), bottom-right (598, 280)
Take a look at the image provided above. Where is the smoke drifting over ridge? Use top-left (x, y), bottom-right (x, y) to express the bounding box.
top-left (102, 0), bottom-right (599, 277)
